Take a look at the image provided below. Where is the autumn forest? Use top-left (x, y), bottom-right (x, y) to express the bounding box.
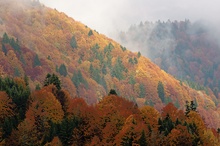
top-left (0, 0), bottom-right (220, 145)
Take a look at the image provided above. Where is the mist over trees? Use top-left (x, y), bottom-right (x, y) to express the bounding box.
top-left (117, 19), bottom-right (220, 98)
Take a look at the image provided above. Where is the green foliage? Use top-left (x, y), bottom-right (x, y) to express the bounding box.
top-left (106, 53), bottom-right (112, 68)
top-left (164, 96), bottom-right (172, 105)
top-left (182, 79), bottom-right (209, 95)
top-left (33, 54), bottom-right (41, 67)
top-left (20, 55), bottom-right (26, 65)
top-left (129, 75), bottom-right (136, 85)
top-left (138, 51), bottom-right (141, 58)
top-left (71, 70), bottom-right (88, 89)
top-left (58, 118), bottom-right (79, 146)
top-left (134, 57), bottom-right (138, 64)
top-left (90, 43), bottom-right (104, 62)
top-left (129, 57), bottom-right (138, 64)
top-left (2, 32), bottom-right (10, 44)
top-left (14, 67), bottom-right (20, 77)
top-left (2, 33), bottom-right (20, 52)
top-left (0, 77), bottom-right (30, 123)
top-left (35, 84), bottom-right (41, 90)
top-left (120, 45), bottom-right (126, 51)
top-left (59, 64), bottom-right (68, 77)
top-left (138, 130), bottom-right (147, 146)
top-left (139, 83), bottom-right (146, 98)
top-left (10, 38), bottom-right (20, 52)
top-left (2, 44), bottom-right (7, 55)
top-left (2, 117), bottom-right (14, 139)
top-left (111, 57), bottom-right (126, 80)
top-left (108, 89), bottom-right (117, 95)
top-left (144, 99), bottom-right (154, 106)
top-left (102, 64), bottom-right (107, 75)
top-left (158, 114), bottom-right (174, 136)
top-left (44, 73), bottom-right (61, 90)
top-left (185, 100), bottom-right (197, 116)
top-left (104, 43), bottom-right (114, 55)
top-left (129, 58), bottom-right (134, 64)
top-left (89, 64), bottom-right (101, 84)
top-left (70, 36), bottom-right (77, 49)
top-left (157, 81), bottom-right (165, 103)
top-left (174, 99), bottom-right (180, 108)
top-left (88, 29), bottom-right (93, 36)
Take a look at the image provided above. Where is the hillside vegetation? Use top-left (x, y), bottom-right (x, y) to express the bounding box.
top-left (0, 0), bottom-right (219, 131)
top-left (0, 76), bottom-right (219, 145)
top-left (117, 20), bottom-right (220, 99)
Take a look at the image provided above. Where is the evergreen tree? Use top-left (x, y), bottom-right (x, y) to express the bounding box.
top-left (58, 118), bottom-right (79, 146)
top-left (71, 70), bottom-right (88, 89)
top-left (157, 81), bottom-right (165, 103)
top-left (185, 101), bottom-right (191, 116)
top-left (134, 57), bottom-right (138, 64)
top-left (2, 44), bottom-right (7, 55)
top-left (120, 45), bottom-right (126, 51)
top-left (108, 89), bottom-right (117, 95)
top-left (88, 30), bottom-right (93, 36)
top-left (70, 36), bottom-right (77, 49)
top-left (33, 54), bottom-right (41, 67)
top-left (129, 58), bottom-right (134, 64)
top-left (59, 64), bottom-right (68, 77)
top-left (190, 100), bottom-right (197, 111)
top-left (138, 130), bottom-right (147, 146)
top-left (129, 75), bottom-right (136, 85)
top-left (44, 73), bottom-right (61, 90)
top-left (139, 83), bottom-right (146, 98)
top-left (35, 84), bottom-right (41, 90)
top-left (102, 64), bottom-right (107, 75)
top-left (14, 67), bottom-right (20, 77)
top-left (10, 38), bottom-right (20, 52)
top-left (2, 32), bottom-right (9, 44)
top-left (111, 57), bottom-right (125, 80)
top-left (138, 51), bottom-right (141, 58)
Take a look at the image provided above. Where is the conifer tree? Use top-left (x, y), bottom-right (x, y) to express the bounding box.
top-left (59, 64), bottom-right (68, 77)
top-left (70, 36), bottom-right (77, 49)
top-left (33, 54), bottom-right (41, 67)
top-left (138, 130), bottom-right (147, 146)
top-left (157, 81), bottom-right (165, 103)
top-left (44, 73), bottom-right (61, 90)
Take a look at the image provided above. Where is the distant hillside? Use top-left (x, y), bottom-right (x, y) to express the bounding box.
top-left (0, 0), bottom-right (219, 129)
top-left (117, 20), bottom-right (220, 99)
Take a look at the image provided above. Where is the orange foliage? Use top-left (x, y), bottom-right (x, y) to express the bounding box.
top-left (0, 91), bottom-right (14, 124)
top-left (28, 86), bottom-right (64, 124)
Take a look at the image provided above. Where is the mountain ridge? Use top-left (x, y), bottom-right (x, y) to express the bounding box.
top-left (0, 0), bottom-right (219, 129)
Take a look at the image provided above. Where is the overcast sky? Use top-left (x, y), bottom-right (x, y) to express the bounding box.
top-left (40, 0), bottom-right (220, 37)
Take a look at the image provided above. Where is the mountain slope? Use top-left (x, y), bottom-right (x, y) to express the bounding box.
top-left (0, 0), bottom-right (219, 128)
top-left (117, 20), bottom-right (220, 98)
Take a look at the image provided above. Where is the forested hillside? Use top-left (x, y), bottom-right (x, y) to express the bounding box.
top-left (117, 20), bottom-right (220, 99)
top-left (0, 0), bottom-right (220, 136)
top-left (0, 76), bottom-right (219, 145)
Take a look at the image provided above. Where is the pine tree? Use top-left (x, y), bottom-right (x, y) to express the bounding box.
top-left (139, 83), bottom-right (146, 98)
top-left (138, 130), bottom-right (147, 146)
top-left (59, 64), bottom-right (68, 77)
top-left (138, 51), bottom-right (141, 58)
top-left (44, 73), bottom-right (61, 90)
top-left (33, 54), bottom-right (41, 67)
top-left (88, 30), bottom-right (93, 36)
top-left (157, 81), bottom-right (165, 103)
top-left (70, 36), bottom-right (77, 49)
top-left (2, 32), bottom-right (9, 44)
top-left (2, 44), bottom-right (7, 55)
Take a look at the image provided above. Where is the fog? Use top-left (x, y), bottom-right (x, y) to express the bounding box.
top-left (40, 0), bottom-right (220, 38)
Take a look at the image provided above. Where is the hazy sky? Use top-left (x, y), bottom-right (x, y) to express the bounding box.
top-left (40, 0), bottom-right (220, 37)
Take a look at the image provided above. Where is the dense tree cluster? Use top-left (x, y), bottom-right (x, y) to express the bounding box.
top-left (0, 76), bottom-right (219, 145)
top-left (118, 20), bottom-right (220, 99)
